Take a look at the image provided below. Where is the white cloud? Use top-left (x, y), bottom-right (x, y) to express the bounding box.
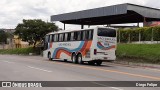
top-left (0, 0), bottom-right (159, 29)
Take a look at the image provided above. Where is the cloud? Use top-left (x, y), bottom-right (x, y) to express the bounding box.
top-left (0, 0), bottom-right (159, 29)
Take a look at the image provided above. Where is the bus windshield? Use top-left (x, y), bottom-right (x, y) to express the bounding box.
top-left (98, 28), bottom-right (116, 37)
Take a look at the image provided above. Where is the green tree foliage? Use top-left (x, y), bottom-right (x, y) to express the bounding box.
top-left (0, 30), bottom-right (8, 43)
top-left (15, 19), bottom-right (58, 47)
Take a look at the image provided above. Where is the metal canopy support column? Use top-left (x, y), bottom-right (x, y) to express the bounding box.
top-left (64, 23), bottom-right (66, 30)
top-left (143, 17), bottom-right (147, 27)
top-left (88, 25), bottom-right (90, 28)
top-left (137, 23), bottom-right (139, 27)
top-left (81, 25), bottom-right (84, 29)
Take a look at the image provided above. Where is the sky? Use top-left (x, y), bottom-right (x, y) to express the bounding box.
top-left (0, 0), bottom-right (160, 29)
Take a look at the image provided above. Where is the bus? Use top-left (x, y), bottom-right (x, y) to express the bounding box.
top-left (43, 27), bottom-right (117, 65)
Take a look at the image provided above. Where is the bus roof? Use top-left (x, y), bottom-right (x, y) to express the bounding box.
top-left (46, 27), bottom-right (115, 35)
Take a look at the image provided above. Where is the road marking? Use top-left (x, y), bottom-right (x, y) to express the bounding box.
top-left (1, 61), bottom-right (15, 64)
top-left (91, 82), bottom-right (123, 90)
top-left (27, 66), bottom-right (52, 73)
top-left (91, 81), bottom-right (109, 87)
top-left (51, 62), bottom-right (160, 80)
top-left (110, 87), bottom-right (124, 90)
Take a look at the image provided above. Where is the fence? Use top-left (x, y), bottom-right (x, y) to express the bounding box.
top-left (117, 26), bottom-right (160, 44)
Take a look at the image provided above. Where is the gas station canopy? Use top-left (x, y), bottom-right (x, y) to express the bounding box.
top-left (51, 3), bottom-right (160, 25)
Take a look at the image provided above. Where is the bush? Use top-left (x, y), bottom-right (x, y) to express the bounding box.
top-left (130, 29), bottom-right (139, 41)
top-left (153, 26), bottom-right (160, 41)
top-left (117, 26), bottom-right (160, 42)
top-left (0, 47), bottom-right (36, 55)
top-left (143, 27), bottom-right (152, 41)
top-left (119, 29), bottom-right (131, 43)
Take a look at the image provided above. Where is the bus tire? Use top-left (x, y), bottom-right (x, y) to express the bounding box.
top-left (48, 52), bottom-right (52, 61)
top-left (77, 54), bottom-right (83, 64)
top-left (72, 54), bottom-right (77, 64)
top-left (96, 61), bottom-right (102, 66)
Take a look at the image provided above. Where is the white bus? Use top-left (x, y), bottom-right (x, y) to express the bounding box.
top-left (43, 27), bottom-right (117, 65)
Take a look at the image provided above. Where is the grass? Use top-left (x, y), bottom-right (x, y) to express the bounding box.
top-left (0, 44), bottom-right (160, 64)
top-left (0, 47), bottom-right (36, 55)
top-left (117, 44), bottom-right (160, 64)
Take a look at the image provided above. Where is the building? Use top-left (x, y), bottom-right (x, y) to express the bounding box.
top-left (0, 29), bottom-right (29, 49)
top-left (144, 21), bottom-right (160, 27)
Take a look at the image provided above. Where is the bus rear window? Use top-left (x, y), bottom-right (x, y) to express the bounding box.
top-left (98, 28), bottom-right (116, 37)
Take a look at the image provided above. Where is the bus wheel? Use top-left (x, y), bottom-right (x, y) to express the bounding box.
top-left (72, 54), bottom-right (77, 64)
top-left (48, 53), bottom-right (52, 61)
top-left (77, 54), bottom-right (83, 64)
top-left (96, 61), bottom-right (102, 66)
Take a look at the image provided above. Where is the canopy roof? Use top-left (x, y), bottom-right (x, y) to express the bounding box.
top-left (51, 3), bottom-right (160, 25)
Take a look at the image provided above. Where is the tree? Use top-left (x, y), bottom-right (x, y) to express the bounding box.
top-left (0, 30), bottom-right (8, 44)
top-left (15, 19), bottom-right (58, 47)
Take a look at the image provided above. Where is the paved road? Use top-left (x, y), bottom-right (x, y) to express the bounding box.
top-left (0, 55), bottom-right (160, 90)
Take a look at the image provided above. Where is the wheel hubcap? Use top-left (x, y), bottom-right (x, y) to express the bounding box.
top-left (78, 57), bottom-right (81, 62)
top-left (73, 56), bottom-right (75, 62)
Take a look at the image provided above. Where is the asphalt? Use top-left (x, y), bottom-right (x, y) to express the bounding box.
top-left (0, 55), bottom-right (160, 90)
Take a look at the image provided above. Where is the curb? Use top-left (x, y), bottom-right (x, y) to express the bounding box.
top-left (107, 61), bottom-right (160, 69)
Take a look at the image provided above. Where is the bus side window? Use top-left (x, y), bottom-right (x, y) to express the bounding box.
top-left (67, 33), bottom-right (71, 41)
top-left (60, 33), bottom-right (64, 42)
top-left (80, 31), bottom-right (83, 40)
top-left (59, 34), bottom-right (62, 42)
top-left (64, 33), bottom-right (68, 41)
top-left (89, 30), bottom-right (93, 40)
top-left (56, 34), bottom-right (59, 42)
top-left (59, 34), bottom-right (61, 42)
top-left (63, 33), bottom-right (65, 41)
top-left (71, 32), bottom-right (74, 41)
top-left (48, 35), bottom-right (50, 42)
top-left (82, 31), bottom-right (86, 40)
top-left (44, 35), bottom-right (49, 50)
top-left (49, 35), bottom-right (52, 42)
top-left (77, 31), bottom-right (81, 41)
top-left (91, 30), bottom-right (93, 39)
top-left (57, 34), bottom-right (60, 42)
top-left (54, 34), bottom-right (57, 42)
top-left (85, 31), bottom-right (89, 40)
top-left (74, 32), bottom-right (78, 40)
top-left (52, 34), bottom-right (54, 42)
top-left (45, 35), bottom-right (49, 43)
